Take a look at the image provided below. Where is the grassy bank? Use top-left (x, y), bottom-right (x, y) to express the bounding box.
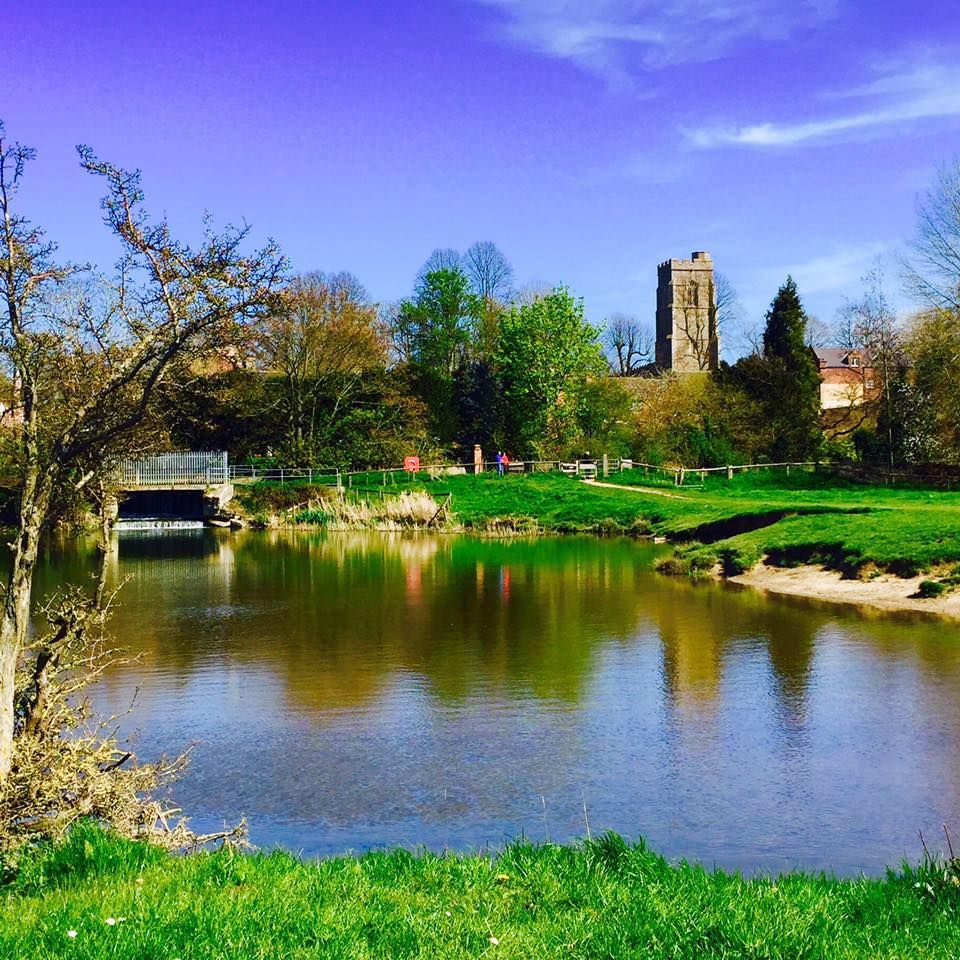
top-left (3, 826), bottom-right (960, 959)
top-left (230, 470), bottom-right (960, 594)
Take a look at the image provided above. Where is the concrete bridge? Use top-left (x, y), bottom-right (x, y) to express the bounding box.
top-left (116, 451), bottom-right (234, 520)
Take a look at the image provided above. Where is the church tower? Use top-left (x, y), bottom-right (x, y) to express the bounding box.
top-left (655, 251), bottom-right (719, 373)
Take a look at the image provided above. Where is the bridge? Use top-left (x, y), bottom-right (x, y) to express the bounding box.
top-left (116, 451), bottom-right (234, 520)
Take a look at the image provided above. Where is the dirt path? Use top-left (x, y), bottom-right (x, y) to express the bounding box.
top-left (583, 479), bottom-right (691, 499)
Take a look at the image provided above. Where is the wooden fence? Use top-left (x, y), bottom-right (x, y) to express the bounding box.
top-left (225, 458), bottom-right (828, 488)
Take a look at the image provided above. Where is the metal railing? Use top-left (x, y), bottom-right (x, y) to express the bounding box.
top-left (117, 452), bottom-right (823, 490)
top-left (118, 451), bottom-right (229, 487)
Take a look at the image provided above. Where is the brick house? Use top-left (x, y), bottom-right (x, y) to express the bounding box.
top-left (813, 347), bottom-right (879, 410)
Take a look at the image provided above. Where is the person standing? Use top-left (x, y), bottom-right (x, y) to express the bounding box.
top-left (496, 451), bottom-right (504, 476)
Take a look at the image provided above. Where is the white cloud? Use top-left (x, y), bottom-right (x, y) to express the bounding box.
top-left (687, 58), bottom-right (960, 148)
top-left (743, 242), bottom-right (890, 306)
top-left (467, 0), bottom-right (838, 80)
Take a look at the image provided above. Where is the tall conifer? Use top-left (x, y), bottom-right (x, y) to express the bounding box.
top-left (761, 278), bottom-right (822, 460)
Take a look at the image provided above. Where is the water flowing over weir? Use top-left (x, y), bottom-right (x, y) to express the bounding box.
top-left (113, 518), bottom-right (206, 531)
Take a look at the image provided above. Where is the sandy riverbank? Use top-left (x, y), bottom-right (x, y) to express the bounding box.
top-left (729, 563), bottom-right (960, 620)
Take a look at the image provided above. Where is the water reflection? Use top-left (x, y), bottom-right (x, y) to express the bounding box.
top-left (33, 531), bottom-right (960, 875)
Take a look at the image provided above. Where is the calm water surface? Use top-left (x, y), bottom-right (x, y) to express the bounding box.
top-left (35, 530), bottom-right (960, 875)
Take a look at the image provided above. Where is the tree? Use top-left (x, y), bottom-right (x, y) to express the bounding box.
top-left (0, 125), bottom-right (284, 778)
top-left (256, 274), bottom-right (387, 462)
top-left (714, 271), bottom-right (742, 337)
top-left (760, 277), bottom-right (823, 460)
top-left (903, 306), bottom-right (960, 461)
top-left (494, 287), bottom-right (607, 457)
top-left (834, 266), bottom-right (903, 461)
top-left (804, 315), bottom-right (831, 348)
top-left (304, 270), bottom-right (368, 303)
top-left (634, 373), bottom-right (768, 467)
top-left (903, 156), bottom-right (960, 310)
top-left (604, 313), bottom-right (653, 375)
top-left (393, 267), bottom-right (482, 442)
top-left (673, 276), bottom-right (719, 371)
top-left (462, 241), bottom-right (513, 302)
top-left (414, 248), bottom-right (461, 291)
top-left (512, 281), bottom-right (553, 306)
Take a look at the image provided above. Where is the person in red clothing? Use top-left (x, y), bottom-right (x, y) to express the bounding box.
top-left (501, 453), bottom-right (510, 474)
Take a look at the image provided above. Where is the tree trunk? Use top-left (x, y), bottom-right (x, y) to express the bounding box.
top-left (0, 638), bottom-right (17, 779)
top-left (94, 490), bottom-right (112, 611)
top-left (0, 479), bottom-right (51, 779)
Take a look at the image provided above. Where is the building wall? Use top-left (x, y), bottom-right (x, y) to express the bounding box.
top-left (815, 350), bottom-right (880, 410)
top-left (655, 251), bottom-right (719, 373)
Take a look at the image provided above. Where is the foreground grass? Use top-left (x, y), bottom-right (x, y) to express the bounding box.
top-left (4, 826), bottom-right (960, 959)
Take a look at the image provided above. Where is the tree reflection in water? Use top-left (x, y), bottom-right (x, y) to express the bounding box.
top-left (31, 530), bottom-right (960, 875)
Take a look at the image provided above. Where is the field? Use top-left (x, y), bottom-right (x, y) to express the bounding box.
top-left (3, 825), bottom-right (960, 959)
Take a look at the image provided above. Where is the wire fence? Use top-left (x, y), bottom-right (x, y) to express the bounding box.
top-left (117, 450), bottom-right (960, 493)
top-left (226, 459), bottom-right (626, 486)
top-left (226, 457), bottom-right (824, 488)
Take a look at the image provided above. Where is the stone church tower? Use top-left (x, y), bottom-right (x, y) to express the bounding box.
top-left (655, 251), bottom-right (719, 373)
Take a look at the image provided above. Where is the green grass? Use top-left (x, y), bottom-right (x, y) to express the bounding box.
top-left (4, 825), bottom-right (960, 958)
top-left (232, 469), bottom-right (960, 588)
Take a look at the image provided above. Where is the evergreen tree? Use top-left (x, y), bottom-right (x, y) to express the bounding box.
top-left (761, 278), bottom-right (823, 460)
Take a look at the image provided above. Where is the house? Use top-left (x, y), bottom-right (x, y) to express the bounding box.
top-left (813, 347), bottom-right (879, 410)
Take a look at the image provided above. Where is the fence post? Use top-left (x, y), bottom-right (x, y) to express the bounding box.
top-left (280, 468), bottom-right (284, 485)
top-left (727, 465), bottom-right (733, 481)
top-left (602, 454), bottom-right (609, 478)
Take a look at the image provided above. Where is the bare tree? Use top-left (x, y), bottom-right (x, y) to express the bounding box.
top-left (833, 302), bottom-right (860, 349)
top-left (462, 241), bottom-right (513, 302)
top-left (0, 125), bottom-right (284, 778)
top-left (836, 266), bottom-right (903, 461)
top-left (414, 248), bottom-right (461, 290)
top-left (903, 156), bottom-right (960, 310)
top-left (604, 313), bottom-right (653, 375)
top-left (673, 278), bottom-right (719, 371)
top-left (303, 270), bottom-right (369, 304)
top-left (714, 271), bottom-right (741, 332)
top-left (804, 314), bottom-right (831, 348)
top-left (512, 281), bottom-right (554, 306)
top-left (257, 275), bottom-right (388, 456)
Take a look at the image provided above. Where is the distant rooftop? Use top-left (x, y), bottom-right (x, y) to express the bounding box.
top-left (813, 347), bottom-right (873, 368)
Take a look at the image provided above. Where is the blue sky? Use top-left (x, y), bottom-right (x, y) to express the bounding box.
top-left (6, 0), bottom-right (960, 356)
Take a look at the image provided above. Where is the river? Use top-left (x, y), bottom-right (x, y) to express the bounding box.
top-left (34, 529), bottom-right (960, 875)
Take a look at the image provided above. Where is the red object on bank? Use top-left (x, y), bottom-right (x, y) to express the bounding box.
top-left (404, 456), bottom-right (420, 473)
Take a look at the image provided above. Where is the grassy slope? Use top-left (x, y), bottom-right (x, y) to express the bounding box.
top-left (233, 470), bottom-right (960, 585)
top-left (420, 471), bottom-right (960, 580)
top-left (4, 826), bottom-right (960, 959)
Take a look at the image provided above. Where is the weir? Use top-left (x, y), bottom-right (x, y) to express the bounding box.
top-left (115, 451), bottom-right (234, 524)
